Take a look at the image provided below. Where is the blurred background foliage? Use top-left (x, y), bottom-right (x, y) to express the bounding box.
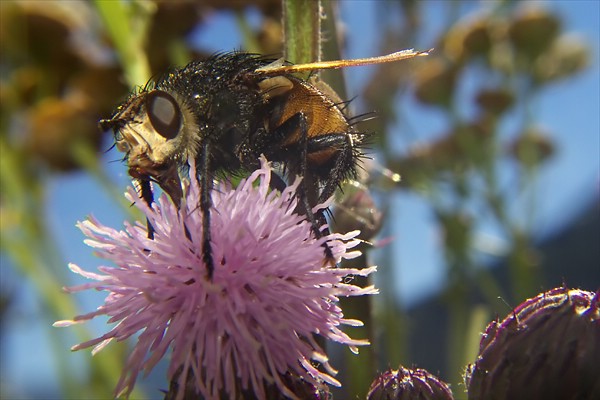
top-left (0, 1), bottom-right (597, 399)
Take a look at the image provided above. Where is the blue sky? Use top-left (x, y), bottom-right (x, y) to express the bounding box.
top-left (2, 1), bottom-right (599, 398)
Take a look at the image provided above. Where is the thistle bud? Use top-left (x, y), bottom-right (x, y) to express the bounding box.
top-left (368, 366), bottom-right (454, 400)
top-left (508, 126), bottom-right (555, 167)
top-left (442, 15), bottom-right (493, 62)
top-left (414, 59), bottom-right (458, 108)
top-left (532, 34), bottom-right (590, 84)
top-left (465, 287), bottom-right (600, 400)
top-left (333, 184), bottom-right (383, 242)
top-left (508, 7), bottom-right (561, 61)
top-left (475, 88), bottom-right (515, 115)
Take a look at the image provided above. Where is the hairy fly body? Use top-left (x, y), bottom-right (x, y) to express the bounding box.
top-left (100, 50), bottom-right (428, 279)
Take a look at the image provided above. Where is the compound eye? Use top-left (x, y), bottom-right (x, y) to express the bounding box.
top-left (146, 91), bottom-right (181, 140)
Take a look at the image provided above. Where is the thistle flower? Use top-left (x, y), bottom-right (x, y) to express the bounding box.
top-left (465, 287), bottom-right (600, 400)
top-left (367, 366), bottom-right (454, 400)
top-left (54, 157), bottom-right (377, 400)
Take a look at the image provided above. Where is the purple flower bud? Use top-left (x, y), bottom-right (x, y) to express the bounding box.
top-left (367, 366), bottom-right (454, 400)
top-left (465, 287), bottom-right (600, 400)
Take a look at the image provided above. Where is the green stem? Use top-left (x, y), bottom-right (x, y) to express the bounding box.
top-left (282, 0), bottom-right (321, 65)
top-left (94, 0), bottom-right (153, 86)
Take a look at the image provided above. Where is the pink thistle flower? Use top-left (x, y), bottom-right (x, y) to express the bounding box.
top-left (55, 157), bottom-right (378, 400)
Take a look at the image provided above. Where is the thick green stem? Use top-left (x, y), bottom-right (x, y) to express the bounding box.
top-left (282, 0), bottom-right (321, 65)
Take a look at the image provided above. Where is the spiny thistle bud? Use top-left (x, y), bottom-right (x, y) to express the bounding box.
top-left (465, 287), bottom-right (600, 400)
top-left (367, 366), bottom-right (454, 400)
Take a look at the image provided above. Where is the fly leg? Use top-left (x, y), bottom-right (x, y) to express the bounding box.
top-left (198, 143), bottom-right (216, 280)
top-left (139, 179), bottom-right (156, 239)
top-left (296, 115), bottom-right (337, 264)
top-left (268, 113), bottom-right (336, 264)
top-left (304, 132), bottom-right (356, 266)
top-left (265, 113), bottom-right (352, 265)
